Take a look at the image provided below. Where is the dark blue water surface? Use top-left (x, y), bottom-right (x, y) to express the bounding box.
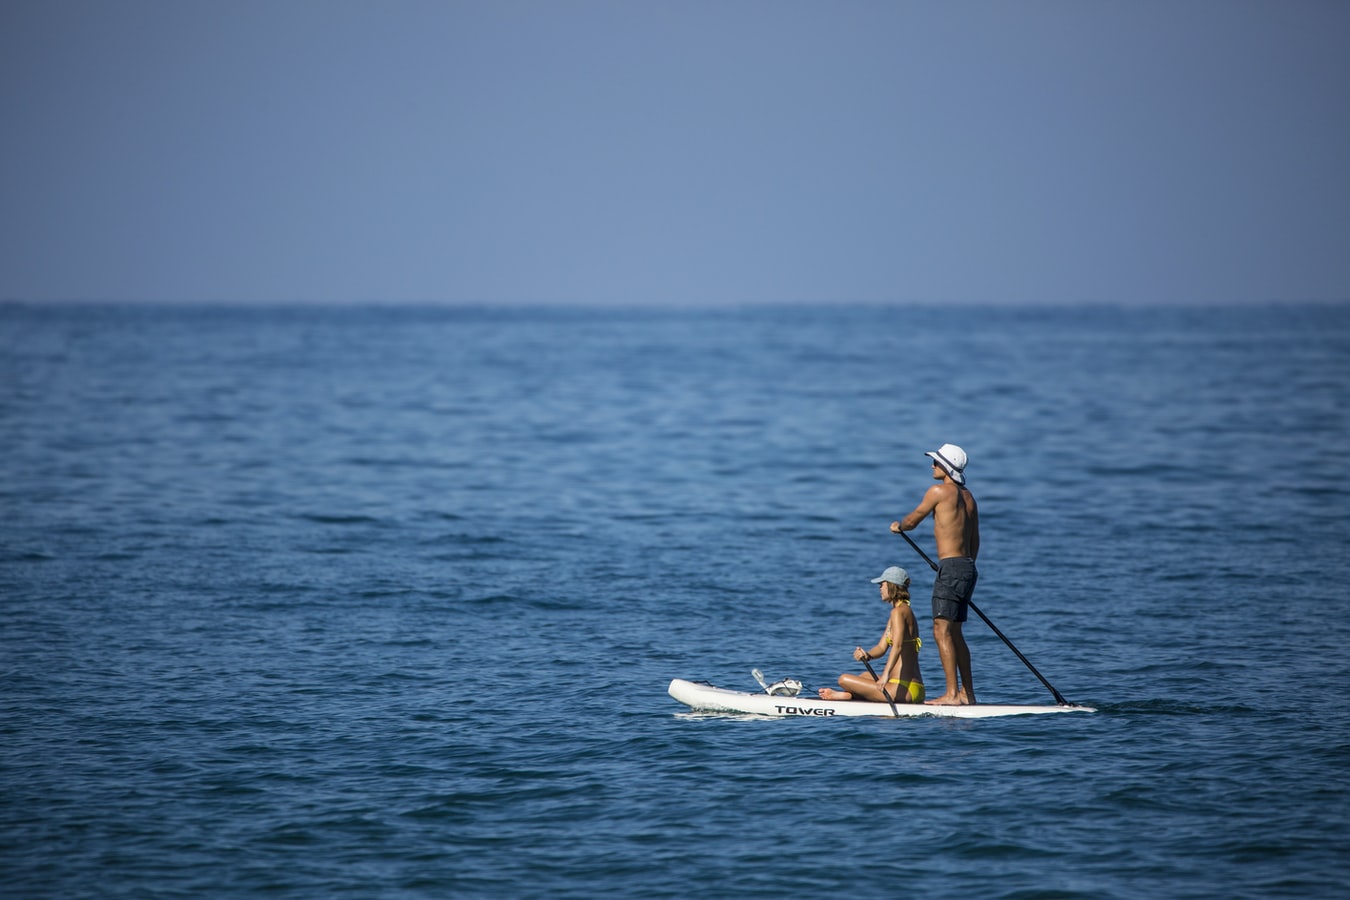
top-left (3, 302), bottom-right (1349, 898)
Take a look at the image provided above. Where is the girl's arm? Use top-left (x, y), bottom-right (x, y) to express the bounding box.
top-left (878, 607), bottom-right (906, 683)
top-left (855, 622), bottom-right (892, 664)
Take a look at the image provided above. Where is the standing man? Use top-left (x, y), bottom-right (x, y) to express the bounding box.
top-left (891, 444), bottom-right (979, 705)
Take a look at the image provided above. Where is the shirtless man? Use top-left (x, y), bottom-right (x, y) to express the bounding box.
top-left (890, 444), bottom-right (979, 705)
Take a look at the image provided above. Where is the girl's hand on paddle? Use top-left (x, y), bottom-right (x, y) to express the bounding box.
top-left (853, 647), bottom-right (868, 662)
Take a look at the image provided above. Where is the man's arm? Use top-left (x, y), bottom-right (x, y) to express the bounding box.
top-left (891, 485), bottom-right (943, 533)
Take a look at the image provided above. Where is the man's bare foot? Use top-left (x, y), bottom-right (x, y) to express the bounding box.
top-left (818, 688), bottom-right (853, 700)
top-left (925, 694), bottom-right (963, 706)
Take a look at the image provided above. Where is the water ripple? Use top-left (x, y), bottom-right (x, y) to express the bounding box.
top-left (2, 303), bottom-right (1348, 898)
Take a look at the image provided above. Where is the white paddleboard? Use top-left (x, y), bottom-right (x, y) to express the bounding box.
top-left (668, 678), bottom-right (1095, 719)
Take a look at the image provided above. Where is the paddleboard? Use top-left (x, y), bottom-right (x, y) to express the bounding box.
top-left (668, 678), bottom-right (1095, 719)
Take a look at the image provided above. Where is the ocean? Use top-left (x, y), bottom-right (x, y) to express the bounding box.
top-left (2, 301), bottom-right (1348, 898)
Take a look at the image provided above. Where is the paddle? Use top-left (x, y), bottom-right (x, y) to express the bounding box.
top-left (860, 657), bottom-right (901, 718)
top-left (896, 528), bottom-right (1071, 706)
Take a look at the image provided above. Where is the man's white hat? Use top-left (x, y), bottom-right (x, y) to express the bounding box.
top-left (925, 443), bottom-right (968, 485)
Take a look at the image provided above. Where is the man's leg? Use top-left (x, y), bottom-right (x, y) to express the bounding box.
top-left (928, 617), bottom-right (961, 704)
top-left (949, 620), bottom-right (975, 704)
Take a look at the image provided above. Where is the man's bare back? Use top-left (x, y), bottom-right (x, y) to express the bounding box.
top-left (894, 481), bottom-right (979, 560)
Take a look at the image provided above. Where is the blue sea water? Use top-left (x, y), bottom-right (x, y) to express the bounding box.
top-left (2, 301), bottom-right (1349, 898)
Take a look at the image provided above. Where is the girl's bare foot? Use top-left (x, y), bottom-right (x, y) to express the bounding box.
top-left (817, 688), bottom-right (853, 700)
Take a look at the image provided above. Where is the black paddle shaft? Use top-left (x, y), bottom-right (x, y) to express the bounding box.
top-left (896, 528), bottom-right (1071, 706)
top-left (860, 657), bottom-right (900, 718)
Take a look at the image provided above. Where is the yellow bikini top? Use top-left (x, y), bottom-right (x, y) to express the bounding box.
top-left (884, 629), bottom-right (922, 650)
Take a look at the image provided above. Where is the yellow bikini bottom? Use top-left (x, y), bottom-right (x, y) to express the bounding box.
top-left (886, 678), bottom-right (925, 703)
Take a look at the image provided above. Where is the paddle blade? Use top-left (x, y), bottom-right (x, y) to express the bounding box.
top-left (752, 668), bottom-right (769, 691)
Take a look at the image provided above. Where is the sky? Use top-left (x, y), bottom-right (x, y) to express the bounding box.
top-left (2, 1), bottom-right (1348, 308)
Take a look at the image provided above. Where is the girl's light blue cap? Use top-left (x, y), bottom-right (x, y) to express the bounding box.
top-left (870, 566), bottom-right (910, 586)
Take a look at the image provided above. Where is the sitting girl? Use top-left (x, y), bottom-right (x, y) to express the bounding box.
top-left (818, 566), bottom-right (924, 703)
